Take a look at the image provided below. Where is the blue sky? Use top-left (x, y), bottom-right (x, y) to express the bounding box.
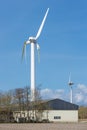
top-left (0, 0), bottom-right (87, 105)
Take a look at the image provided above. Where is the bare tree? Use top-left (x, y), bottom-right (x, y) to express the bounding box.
top-left (24, 86), bottom-right (31, 121)
top-left (31, 87), bottom-right (45, 122)
top-left (0, 90), bottom-right (14, 122)
top-left (0, 86), bottom-right (50, 123)
top-left (14, 88), bottom-right (25, 111)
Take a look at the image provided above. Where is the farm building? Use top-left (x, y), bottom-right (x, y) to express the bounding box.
top-left (13, 98), bottom-right (79, 122)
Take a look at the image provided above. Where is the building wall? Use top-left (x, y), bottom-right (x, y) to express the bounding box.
top-left (42, 110), bottom-right (78, 122)
top-left (13, 110), bottom-right (78, 122)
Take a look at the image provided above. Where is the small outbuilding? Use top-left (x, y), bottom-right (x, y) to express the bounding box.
top-left (42, 98), bottom-right (79, 122)
top-left (13, 98), bottom-right (79, 122)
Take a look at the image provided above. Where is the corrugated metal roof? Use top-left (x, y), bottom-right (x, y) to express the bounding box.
top-left (45, 98), bottom-right (79, 110)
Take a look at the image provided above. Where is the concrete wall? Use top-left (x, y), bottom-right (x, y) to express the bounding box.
top-left (42, 110), bottom-right (78, 122)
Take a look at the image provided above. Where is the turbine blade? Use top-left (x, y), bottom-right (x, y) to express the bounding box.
top-left (68, 72), bottom-right (74, 85)
top-left (69, 72), bottom-right (71, 83)
top-left (35, 8), bottom-right (49, 39)
top-left (36, 43), bottom-right (40, 63)
top-left (22, 41), bottom-right (26, 60)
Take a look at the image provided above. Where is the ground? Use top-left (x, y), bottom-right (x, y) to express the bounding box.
top-left (0, 122), bottom-right (87, 130)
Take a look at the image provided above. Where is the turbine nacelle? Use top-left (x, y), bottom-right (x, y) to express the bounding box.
top-left (26, 37), bottom-right (36, 44)
top-left (68, 82), bottom-right (74, 86)
top-left (29, 37), bottom-right (36, 43)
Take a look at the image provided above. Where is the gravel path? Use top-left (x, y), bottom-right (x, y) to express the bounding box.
top-left (0, 123), bottom-right (87, 130)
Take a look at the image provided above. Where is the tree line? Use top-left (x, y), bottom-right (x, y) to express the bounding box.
top-left (79, 106), bottom-right (87, 119)
top-left (0, 86), bottom-right (48, 123)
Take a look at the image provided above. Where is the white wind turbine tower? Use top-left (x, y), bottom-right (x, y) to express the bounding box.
top-left (68, 73), bottom-right (74, 103)
top-left (22, 8), bottom-right (49, 101)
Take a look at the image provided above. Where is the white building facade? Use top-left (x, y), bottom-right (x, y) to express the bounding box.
top-left (42, 110), bottom-right (78, 122)
top-left (13, 99), bottom-right (79, 122)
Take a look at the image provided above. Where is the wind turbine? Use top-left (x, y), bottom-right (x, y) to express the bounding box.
top-left (68, 73), bottom-right (74, 103)
top-left (22, 8), bottom-right (49, 101)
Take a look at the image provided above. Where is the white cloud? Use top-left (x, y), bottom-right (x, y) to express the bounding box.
top-left (41, 88), bottom-right (65, 99)
top-left (77, 84), bottom-right (87, 94)
top-left (41, 84), bottom-right (87, 106)
top-left (74, 84), bottom-right (87, 105)
top-left (74, 92), bottom-right (84, 103)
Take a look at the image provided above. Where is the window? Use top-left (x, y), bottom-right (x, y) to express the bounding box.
top-left (54, 116), bottom-right (61, 119)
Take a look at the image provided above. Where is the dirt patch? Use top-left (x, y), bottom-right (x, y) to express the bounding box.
top-left (0, 122), bottom-right (87, 130)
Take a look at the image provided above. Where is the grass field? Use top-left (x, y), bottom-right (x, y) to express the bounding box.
top-left (0, 122), bottom-right (87, 130)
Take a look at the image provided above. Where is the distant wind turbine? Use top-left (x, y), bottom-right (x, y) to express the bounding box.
top-left (22, 8), bottom-right (49, 101)
top-left (68, 73), bottom-right (74, 103)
